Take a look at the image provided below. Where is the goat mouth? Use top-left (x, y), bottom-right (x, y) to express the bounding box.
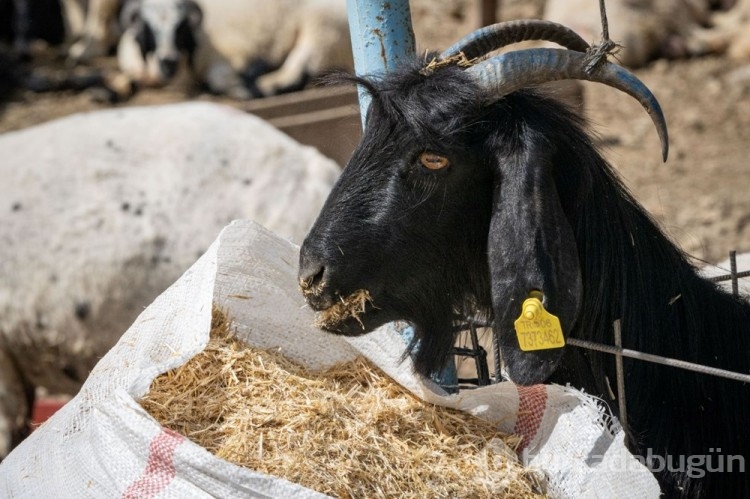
top-left (312, 289), bottom-right (376, 334)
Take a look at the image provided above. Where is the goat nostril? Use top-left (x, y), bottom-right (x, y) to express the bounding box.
top-left (299, 262), bottom-right (326, 291)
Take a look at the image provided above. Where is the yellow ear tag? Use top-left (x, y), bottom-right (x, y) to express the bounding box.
top-left (514, 292), bottom-right (566, 351)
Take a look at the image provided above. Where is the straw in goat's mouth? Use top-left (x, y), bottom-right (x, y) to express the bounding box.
top-left (314, 289), bottom-right (373, 330)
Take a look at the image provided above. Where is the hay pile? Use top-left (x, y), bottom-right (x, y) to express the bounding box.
top-left (140, 309), bottom-right (544, 498)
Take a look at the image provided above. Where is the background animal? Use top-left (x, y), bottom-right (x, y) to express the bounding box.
top-left (0, 0), bottom-right (66, 58)
top-left (116, 0), bottom-right (352, 99)
top-left (543, 0), bottom-right (741, 67)
top-left (0, 0), bottom-right (104, 103)
top-left (710, 0), bottom-right (750, 60)
top-left (0, 102), bottom-right (340, 460)
top-left (298, 24), bottom-right (750, 497)
top-left (64, 0), bottom-right (122, 63)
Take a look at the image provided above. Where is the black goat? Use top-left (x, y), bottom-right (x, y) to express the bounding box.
top-left (299, 21), bottom-right (750, 498)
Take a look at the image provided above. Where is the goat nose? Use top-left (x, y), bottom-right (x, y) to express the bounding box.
top-left (298, 257), bottom-right (326, 291)
top-left (159, 57), bottom-right (179, 78)
top-left (299, 244), bottom-right (338, 309)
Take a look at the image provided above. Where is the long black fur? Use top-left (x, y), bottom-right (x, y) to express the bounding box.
top-left (300, 56), bottom-right (750, 498)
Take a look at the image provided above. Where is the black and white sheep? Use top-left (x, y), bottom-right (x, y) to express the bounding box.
top-left (298, 21), bottom-right (750, 498)
top-left (116, 0), bottom-right (352, 99)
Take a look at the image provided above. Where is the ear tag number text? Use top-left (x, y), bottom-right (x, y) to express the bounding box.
top-left (514, 294), bottom-right (565, 351)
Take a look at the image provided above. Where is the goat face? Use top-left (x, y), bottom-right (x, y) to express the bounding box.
top-left (119, 0), bottom-right (201, 85)
top-left (299, 63), bottom-right (583, 382)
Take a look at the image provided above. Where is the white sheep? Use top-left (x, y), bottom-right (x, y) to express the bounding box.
top-left (116, 0), bottom-right (352, 99)
top-left (543, 0), bottom-right (738, 67)
top-left (710, 0), bottom-right (750, 61)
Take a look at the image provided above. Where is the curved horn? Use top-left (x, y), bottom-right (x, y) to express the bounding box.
top-left (441, 20), bottom-right (590, 61)
top-left (468, 48), bottom-right (669, 162)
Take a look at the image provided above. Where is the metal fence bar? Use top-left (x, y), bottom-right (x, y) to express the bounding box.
top-left (708, 270), bottom-right (750, 282)
top-left (492, 325), bottom-right (503, 384)
top-left (566, 337), bottom-right (750, 383)
top-left (456, 251), bottom-right (748, 389)
top-left (469, 322), bottom-right (491, 385)
top-left (613, 320), bottom-right (628, 428)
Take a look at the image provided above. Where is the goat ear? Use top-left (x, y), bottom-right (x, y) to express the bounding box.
top-left (488, 147), bottom-right (582, 385)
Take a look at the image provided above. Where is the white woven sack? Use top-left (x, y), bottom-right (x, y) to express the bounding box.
top-left (0, 220), bottom-right (661, 498)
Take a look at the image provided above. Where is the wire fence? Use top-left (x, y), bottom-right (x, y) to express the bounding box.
top-left (449, 250), bottom-right (750, 417)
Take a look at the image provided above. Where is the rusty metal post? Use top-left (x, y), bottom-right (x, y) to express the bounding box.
top-left (613, 320), bottom-right (628, 430)
top-left (479, 0), bottom-right (498, 27)
top-left (730, 250), bottom-right (739, 297)
top-left (347, 0), bottom-right (416, 128)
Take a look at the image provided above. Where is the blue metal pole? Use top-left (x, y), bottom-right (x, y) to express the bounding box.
top-left (347, 0), bottom-right (416, 128)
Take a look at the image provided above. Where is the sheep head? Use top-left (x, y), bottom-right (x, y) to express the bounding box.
top-left (119, 0), bottom-right (202, 84)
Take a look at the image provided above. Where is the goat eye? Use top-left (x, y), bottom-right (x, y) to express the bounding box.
top-left (419, 152), bottom-right (450, 171)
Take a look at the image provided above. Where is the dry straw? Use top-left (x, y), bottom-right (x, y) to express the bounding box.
top-left (140, 308), bottom-right (545, 498)
top-left (314, 289), bottom-right (373, 330)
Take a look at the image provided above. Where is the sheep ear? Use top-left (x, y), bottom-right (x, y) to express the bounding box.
top-left (185, 0), bottom-right (203, 28)
top-left (488, 148), bottom-right (582, 385)
top-left (119, 0), bottom-right (142, 29)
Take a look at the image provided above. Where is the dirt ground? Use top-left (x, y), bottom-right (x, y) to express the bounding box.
top-left (1, 0), bottom-right (748, 266)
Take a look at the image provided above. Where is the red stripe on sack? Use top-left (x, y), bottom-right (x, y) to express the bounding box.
top-left (514, 384), bottom-right (548, 452)
top-left (122, 428), bottom-right (185, 499)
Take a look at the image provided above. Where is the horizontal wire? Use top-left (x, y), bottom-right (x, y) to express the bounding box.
top-left (454, 255), bottom-right (749, 387)
top-left (707, 270), bottom-right (750, 282)
top-left (566, 337), bottom-right (750, 384)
